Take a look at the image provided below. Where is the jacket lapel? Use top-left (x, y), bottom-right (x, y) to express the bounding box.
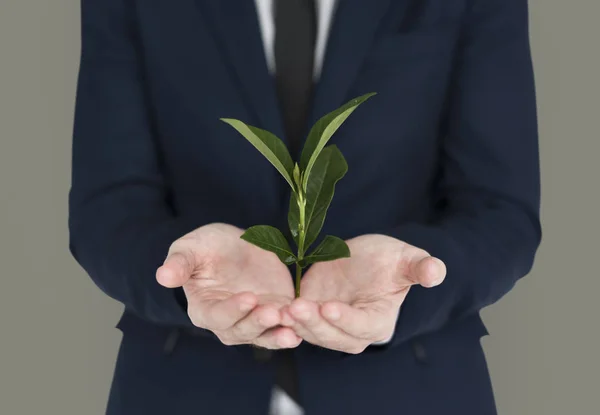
top-left (310, 0), bottom-right (397, 125)
top-left (199, 0), bottom-right (285, 139)
top-left (197, 0), bottom-right (410, 148)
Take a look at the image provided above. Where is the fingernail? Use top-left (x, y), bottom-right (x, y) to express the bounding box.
top-left (325, 306), bottom-right (340, 321)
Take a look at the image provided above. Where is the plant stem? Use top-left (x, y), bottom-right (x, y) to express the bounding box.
top-left (295, 262), bottom-right (302, 298)
top-left (295, 192), bottom-right (307, 298)
top-left (298, 201), bottom-right (306, 256)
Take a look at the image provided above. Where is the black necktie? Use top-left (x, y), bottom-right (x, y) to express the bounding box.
top-left (275, 0), bottom-right (317, 157)
top-left (273, 0), bottom-right (317, 405)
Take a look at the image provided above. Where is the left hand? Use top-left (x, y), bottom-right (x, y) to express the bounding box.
top-left (280, 234), bottom-right (446, 354)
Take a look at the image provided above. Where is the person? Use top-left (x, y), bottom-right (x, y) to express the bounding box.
top-left (69, 0), bottom-right (540, 414)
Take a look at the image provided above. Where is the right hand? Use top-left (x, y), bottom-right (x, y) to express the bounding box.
top-left (156, 223), bottom-right (301, 349)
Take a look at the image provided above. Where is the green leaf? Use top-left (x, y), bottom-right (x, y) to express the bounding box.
top-left (221, 118), bottom-right (295, 190)
top-left (300, 235), bottom-right (350, 267)
top-left (241, 225), bottom-right (297, 265)
top-left (288, 145), bottom-right (348, 249)
top-left (299, 92), bottom-right (376, 190)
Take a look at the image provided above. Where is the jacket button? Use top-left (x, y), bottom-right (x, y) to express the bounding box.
top-left (253, 347), bottom-right (273, 362)
top-left (412, 341), bottom-right (428, 364)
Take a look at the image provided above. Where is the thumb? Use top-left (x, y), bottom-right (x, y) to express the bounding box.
top-left (405, 254), bottom-right (447, 288)
top-left (156, 251), bottom-right (195, 288)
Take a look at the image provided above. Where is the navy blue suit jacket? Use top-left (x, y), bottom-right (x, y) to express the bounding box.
top-left (69, 0), bottom-right (540, 414)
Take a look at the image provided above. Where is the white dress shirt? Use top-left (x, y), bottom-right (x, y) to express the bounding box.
top-left (255, 0), bottom-right (338, 80)
top-left (253, 1), bottom-right (393, 413)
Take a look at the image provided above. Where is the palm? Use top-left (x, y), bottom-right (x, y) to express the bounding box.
top-left (279, 234), bottom-right (445, 353)
top-left (300, 234), bottom-right (414, 308)
top-left (181, 223), bottom-right (295, 306)
top-left (158, 223), bottom-right (303, 349)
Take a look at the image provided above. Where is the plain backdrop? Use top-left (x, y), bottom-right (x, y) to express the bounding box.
top-left (1, 1), bottom-right (598, 414)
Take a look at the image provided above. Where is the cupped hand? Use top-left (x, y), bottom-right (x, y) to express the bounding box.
top-left (281, 234), bottom-right (446, 354)
top-left (156, 223), bottom-right (301, 349)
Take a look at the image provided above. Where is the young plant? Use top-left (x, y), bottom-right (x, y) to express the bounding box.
top-left (221, 92), bottom-right (376, 297)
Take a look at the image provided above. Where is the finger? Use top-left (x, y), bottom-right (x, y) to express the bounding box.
top-left (320, 301), bottom-right (390, 342)
top-left (405, 254), bottom-right (446, 288)
top-left (229, 305), bottom-right (282, 342)
top-left (253, 327), bottom-right (302, 349)
top-left (287, 299), bottom-right (368, 354)
top-left (280, 306), bottom-right (296, 327)
top-left (157, 251), bottom-right (195, 288)
top-left (190, 292), bottom-right (258, 331)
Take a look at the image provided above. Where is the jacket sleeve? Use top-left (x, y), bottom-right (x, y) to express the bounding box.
top-left (69, 0), bottom-right (197, 327)
top-left (385, 0), bottom-right (541, 346)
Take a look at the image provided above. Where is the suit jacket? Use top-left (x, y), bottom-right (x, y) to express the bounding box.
top-left (69, 0), bottom-right (541, 414)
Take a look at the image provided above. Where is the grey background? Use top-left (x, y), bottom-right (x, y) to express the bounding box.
top-left (1, 1), bottom-right (598, 413)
